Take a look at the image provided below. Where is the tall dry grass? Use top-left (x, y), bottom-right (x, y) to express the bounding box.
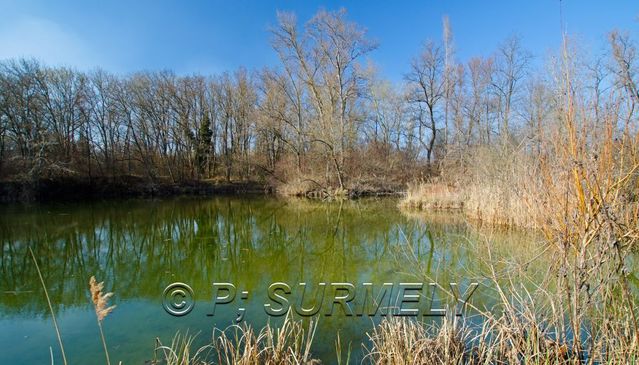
top-left (392, 34), bottom-right (639, 365)
top-left (396, 51), bottom-right (639, 357)
top-left (464, 146), bottom-right (547, 228)
top-left (154, 331), bottom-right (213, 365)
top-left (369, 223), bottom-right (638, 364)
top-left (400, 145), bottom-right (549, 228)
top-left (154, 314), bottom-right (319, 365)
top-left (214, 316), bottom-right (318, 365)
top-left (364, 317), bottom-right (468, 364)
top-left (535, 36), bottom-right (639, 360)
top-left (399, 180), bottom-right (464, 211)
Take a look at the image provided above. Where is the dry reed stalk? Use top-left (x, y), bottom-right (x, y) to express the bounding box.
top-left (29, 247), bottom-right (68, 365)
top-left (89, 276), bottom-right (116, 365)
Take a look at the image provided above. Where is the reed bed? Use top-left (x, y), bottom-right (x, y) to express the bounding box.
top-left (364, 317), bottom-right (468, 365)
top-left (399, 181), bottom-right (464, 211)
top-left (154, 331), bottom-right (213, 365)
top-left (392, 31), bottom-right (639, 364)
top-left (154, 314), bottom-right (319, 365)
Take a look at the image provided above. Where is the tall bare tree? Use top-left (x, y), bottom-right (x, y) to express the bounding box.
top-left (491, 36), bottom-right (531, 142)
top-left (272, 9), bottom-right (376, 188)
top-left (407, 41), bottom-right (445, 164)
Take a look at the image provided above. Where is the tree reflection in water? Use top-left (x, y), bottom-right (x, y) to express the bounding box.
top-left (0, 197), bottom-right (538, 364)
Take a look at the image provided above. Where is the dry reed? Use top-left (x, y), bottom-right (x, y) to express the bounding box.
top-left (89, 276), bottom-right (117, 365)
top-left (29, 246), bottom-right (68, 365)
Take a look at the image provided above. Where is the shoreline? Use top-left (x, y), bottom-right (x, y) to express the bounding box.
top-left (0, 176), bottom-right (407, 203)
top-left (0, 176), bottom-right (270, 203)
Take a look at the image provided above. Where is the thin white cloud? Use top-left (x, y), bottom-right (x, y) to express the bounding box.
top-left (0, 16), bottom-right (97, 69)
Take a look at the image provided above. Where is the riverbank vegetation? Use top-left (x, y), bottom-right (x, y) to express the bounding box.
top-left (394, 12), bottom-right (639, 363)
top-left (154, 315), bottom-right (319, 365)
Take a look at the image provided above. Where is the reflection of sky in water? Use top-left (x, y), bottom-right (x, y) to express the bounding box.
top-left (0, 197), bottom-right (540, 364)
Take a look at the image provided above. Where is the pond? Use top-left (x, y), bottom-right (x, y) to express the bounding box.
top-left (0, 196), bottom-right (541, 364)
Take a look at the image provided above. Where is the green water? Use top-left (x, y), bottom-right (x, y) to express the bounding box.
top-left (0, 197), bottom-right (539, 364)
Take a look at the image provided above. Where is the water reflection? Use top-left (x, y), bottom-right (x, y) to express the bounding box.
top-left (0, 197), bottom-right (538, 364)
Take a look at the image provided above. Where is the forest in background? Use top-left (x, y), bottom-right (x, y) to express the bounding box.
top-left (0, 9), bottom-right (637, 202)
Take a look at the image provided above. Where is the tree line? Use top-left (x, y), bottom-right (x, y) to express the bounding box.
top-left (0, 9), bottom-right (637, 194)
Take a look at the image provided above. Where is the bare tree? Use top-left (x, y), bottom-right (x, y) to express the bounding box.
top-left (272, 9), bottom-right (376, 189)
top-left (368, 76), bottom-right (407, 160)
top-left (610, 31), bottom-right (639, 111)
top-left (407, 41), bottom-right (445, 164)
top-left (466, 57), bottom-right (495, 145)
top-left (491, 36), bottom-right (531, 142)
top-left (442, 15), bottom-right (455, 147)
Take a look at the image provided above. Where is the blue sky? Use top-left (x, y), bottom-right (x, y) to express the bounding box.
top-left (0, 0), bottom-right (637, 81)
